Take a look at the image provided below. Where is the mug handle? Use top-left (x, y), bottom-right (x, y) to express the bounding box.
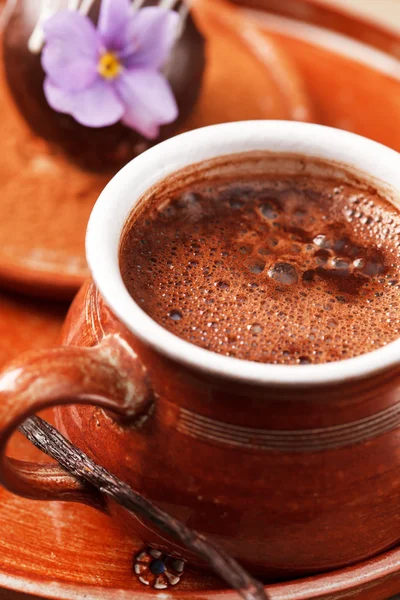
top-left (0, 334), bottom-right (152, 509)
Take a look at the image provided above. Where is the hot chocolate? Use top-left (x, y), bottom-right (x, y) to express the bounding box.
top-left (120, 158), bottom-right (400, 364)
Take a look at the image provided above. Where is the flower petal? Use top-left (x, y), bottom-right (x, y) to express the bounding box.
top-left (44, 77), bottom-right (124, 128)
top-left (122, 8), bottom-right (179, 70)
top-left (42, 11), bottom-right (99, 92)
top-left (115, 69), bottom-right (178, 139)
top-left (98, 0), bottom-right (132, 52)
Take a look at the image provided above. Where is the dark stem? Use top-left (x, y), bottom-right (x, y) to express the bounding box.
top-left (20, 416), bottom-right (268, 600)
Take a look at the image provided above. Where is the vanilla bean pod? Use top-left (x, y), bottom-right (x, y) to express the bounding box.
top-left (20, 415), bottom-right (268, 600)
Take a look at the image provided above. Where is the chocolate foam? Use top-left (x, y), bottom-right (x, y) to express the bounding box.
top-left (120, 162), bottom-right (400, 364)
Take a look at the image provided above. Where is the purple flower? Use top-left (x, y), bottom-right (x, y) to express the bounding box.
top-left (41, 0), bottom-right (179, 138)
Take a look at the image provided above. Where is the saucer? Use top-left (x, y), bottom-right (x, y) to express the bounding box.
top-left (2, 477), bottom-right (400, 600)
top-left (0, 0), bottom-right (309, 301)
top-left (235, 0), bottom-right (400, 155)
top-left (4, 418), bottom-right (400, 600)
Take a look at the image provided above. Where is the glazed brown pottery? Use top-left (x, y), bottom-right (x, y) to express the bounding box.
top-left (0, 122), bottom-right (400, 580)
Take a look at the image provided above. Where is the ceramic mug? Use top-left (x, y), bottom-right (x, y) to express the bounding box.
top-left (1, 121), bottom-right (400, 579)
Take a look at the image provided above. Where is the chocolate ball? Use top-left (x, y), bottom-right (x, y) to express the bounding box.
top-left (3, 0), bottom-right (205, 172)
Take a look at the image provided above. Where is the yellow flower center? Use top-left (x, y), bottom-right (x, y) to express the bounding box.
top-left (98, 52), bottom-right (122, 80)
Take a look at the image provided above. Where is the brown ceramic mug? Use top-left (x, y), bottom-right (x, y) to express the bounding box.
top-left (1, 121), bottom-right (400, 579)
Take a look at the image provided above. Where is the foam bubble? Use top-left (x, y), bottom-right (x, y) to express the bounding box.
top-left (313, 234), bottom-right (330, 248)
top-left (331, 257), bottom-right (351, 269)
top-left (247, 261), bottom-right (265, 274)
top-left (260, 202), bottom-right (279, 219)
top-left (268, 263), bottom-right (299, 285)
top-left (353, 258), bottom-right (365, 268)
top-left (169, 309), bottom-right (182, 321)
top-left (248, 323), bottom-right (263, 334)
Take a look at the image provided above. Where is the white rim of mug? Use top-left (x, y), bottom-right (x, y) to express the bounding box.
top-left (86, 121), bottom-right (400, 386)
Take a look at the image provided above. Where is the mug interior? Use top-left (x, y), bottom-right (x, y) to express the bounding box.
top-left (86, 121), bottom-right (400, 386)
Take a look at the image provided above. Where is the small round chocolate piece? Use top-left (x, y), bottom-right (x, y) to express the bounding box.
top-left (3, 0), bottom-right (205, 172)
